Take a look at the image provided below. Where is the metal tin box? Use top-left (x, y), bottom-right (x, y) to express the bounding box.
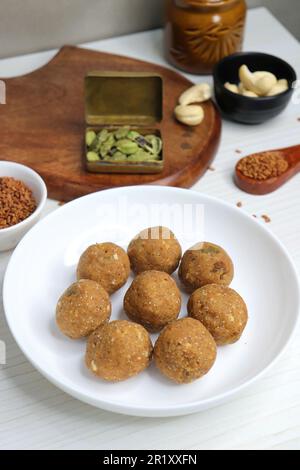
top-left (84, 72), bottom-right (163, 174)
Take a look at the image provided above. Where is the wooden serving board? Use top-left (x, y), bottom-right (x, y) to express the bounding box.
top-left (0, 46), bottom-right (221, 202)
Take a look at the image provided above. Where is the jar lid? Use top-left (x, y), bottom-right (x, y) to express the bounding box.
top-left (85, 72), bottom-right (163, 126)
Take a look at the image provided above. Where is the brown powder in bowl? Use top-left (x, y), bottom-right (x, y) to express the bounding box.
top-left (237, 152), bottom-right (288, 181)
top-left (0, 177), bottom-right (37, 229)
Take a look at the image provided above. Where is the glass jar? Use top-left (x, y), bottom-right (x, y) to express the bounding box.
top-left (165, 0), bottom-right (247, 74)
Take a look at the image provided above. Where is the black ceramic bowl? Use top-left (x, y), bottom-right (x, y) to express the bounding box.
top-left (213, 52), bottom-right (297, 124)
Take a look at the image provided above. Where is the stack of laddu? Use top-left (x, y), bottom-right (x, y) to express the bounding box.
top-left (56, 226), bottom-right (248, 384)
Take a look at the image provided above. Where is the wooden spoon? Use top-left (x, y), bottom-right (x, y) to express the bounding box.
top-left (235, 145), bottom-right (300, 195)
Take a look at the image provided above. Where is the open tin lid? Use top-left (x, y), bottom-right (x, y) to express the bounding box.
top-left (85, 72), bottom-right (163, 126)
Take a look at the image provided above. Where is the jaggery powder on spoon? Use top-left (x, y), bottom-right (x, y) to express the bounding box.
top-left (237, 151), bottom-right (288, 181)
top-left (0, 176), bottom-right (37, 229)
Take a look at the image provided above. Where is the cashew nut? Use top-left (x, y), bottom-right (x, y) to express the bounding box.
top-left (175, 104), bottom-right (204, 126)
top-left (278, 79), bottom-right (288, 87)
top-left (253, 71), bottom-right (271, 80)
top-left (242, 90), bottom-right (259, 98)
top-left (233, 81), bottom-right (258, 97)
top-left (224, 82), bottom-right (239, 94)
top-left (255, 73), bottom-right (277, 95)
top-left (179, 83), bottom-right (212, 106)
top-left (227, 67), bottom-right (288, 99)
top-left (175, 83), bottom-right (209, 126)
top-left (267, 79), bottom-right (289, 96)
top-left (238, 82), bottom-right (246, 93)
top-left (239, 65), bottom-right (257, 93)
top-left (239, 65), bottom-right (277, 96)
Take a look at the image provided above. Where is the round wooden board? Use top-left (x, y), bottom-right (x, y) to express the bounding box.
top-left (0, 46), bottom-right (221, 202)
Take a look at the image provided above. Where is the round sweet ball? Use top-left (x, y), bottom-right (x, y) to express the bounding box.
top-left (124, 270), bottom-right (181, 333)
top-left (154, 318), bottom-right (217, 384)
top-left (179, 242), bottom-right (234, 292)
top-left (85, 320), bottom-right (153, 382)
top-left (188, 284), bottom-right (248, 345)
top-left (127, 226), bottom-right (182, 275)
top-left (56, 279), bottom-right (111, 339)
top-left (77, 242), bottom-right (130, 295)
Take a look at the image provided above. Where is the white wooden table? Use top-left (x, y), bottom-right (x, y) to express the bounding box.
top-left (0, 8), bottom-right (300, 450)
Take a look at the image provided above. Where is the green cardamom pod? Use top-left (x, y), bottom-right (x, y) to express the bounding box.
top-left (100, 134), bottom-right (116, 157)
top-left (109, 151), bottom-right (127, 162)
top-left (98, 129), bottom-right (109, 143)
top-left (100, 145), bottom-right (110, 158)
top-left (90, 129), bottom-right (110, 152)
top-left (117, 139), bottom-right (139, 155)
top-left (87, 127), bottom-right (162, 163)
top-left (86, 130), bottom-right (97, 147)
top-left (127, 149), bottom-right (149, 162)
top-left (145, 134), bottom-right (157, 142)
top-left (147, 155), bottom-right (160, 161)
top-left (114, 126), bottom-right (130, 140)
top-left (145, 135), bottom-right (162, 155)
top-left (127, 130), bottom-right (140, 141)
top-left (87, 151), bottom-right (100, 162)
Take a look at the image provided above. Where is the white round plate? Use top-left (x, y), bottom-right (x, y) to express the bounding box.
top-left (3, 186), bottom-right (300, 417)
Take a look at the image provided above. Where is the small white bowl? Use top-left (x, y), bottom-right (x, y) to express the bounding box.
top-left (0, 161), bottom-right (47, 251)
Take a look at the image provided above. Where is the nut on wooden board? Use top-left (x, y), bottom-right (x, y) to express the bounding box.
top-left (174, 83), bottom-right (212, 127)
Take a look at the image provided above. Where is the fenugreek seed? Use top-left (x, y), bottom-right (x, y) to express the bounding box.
top-left (237, 152), bottom-right (288, 181)
top-left (262, 214), bottom-right (271, 223)
top-left (0, 177), bottom-right (36, 229)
